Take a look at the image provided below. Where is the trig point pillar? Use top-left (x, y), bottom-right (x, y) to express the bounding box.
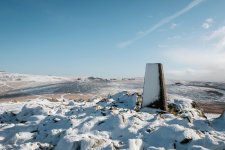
top-left (142, 63), bottom-right (167, 111)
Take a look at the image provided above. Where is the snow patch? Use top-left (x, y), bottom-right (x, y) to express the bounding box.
top-left (0, 92), bottom-right (225, 149)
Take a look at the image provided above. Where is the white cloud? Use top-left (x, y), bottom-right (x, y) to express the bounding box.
top-left (202, 23), bottom-right (210, 29)
top-left (206, 18), bottom-right (213, 23)
top-left (117, 0), bottom-right (205, 48)
top-left (165, 49), bottom-right (225, 82)
top-left (167, 68), bottom-right (225, 82)
top-left (167, 69), bottom-right (210, 81)
top-left (202, 17), bottom-right (214, 29)
top-left (207, 26), bottom-right (225, 51)
top-left (166, 49), bottom-right (225, 66)
top-left (170, 23), bottom-right (177, 29)
top-left (216, 37), bottom-right (225, 50)
top-left (165, 25), bottom-right (225, 82)
top-left (208, 26), bottom-right (225, 39)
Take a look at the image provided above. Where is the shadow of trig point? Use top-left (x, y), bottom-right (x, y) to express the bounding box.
top-left (141, 63), bottom-right (167, 111)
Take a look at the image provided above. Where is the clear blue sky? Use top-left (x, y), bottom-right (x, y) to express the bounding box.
top-left (1, 0), bottom-right (225, 81)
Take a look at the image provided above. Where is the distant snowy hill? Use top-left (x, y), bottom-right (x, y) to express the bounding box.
top-left (0, 72), bottom-right (70, 83)
top-left (1, 72), bottom-right (225, 103)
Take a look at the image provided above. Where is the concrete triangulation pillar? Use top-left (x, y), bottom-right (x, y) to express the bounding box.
top-left (142, 63), bottom-right (167, 111)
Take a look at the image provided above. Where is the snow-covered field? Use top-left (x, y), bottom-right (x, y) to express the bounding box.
top-left (0, 92), bottom-right (225, 149)
top-left (1, 72), bottom-right (225, 103)
top-left (0, 72), bottom-right (225, 149)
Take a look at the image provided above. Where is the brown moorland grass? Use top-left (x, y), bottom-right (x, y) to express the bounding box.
top-left (196, 101), bottom-right (225, 114)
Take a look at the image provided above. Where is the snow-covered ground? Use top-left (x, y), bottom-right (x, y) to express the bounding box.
top-left (0, 72), bottom-right (73, 95)
top-left (1, 72), bottom-right (225, 103)
top-left (0, 72), bottom-right (225, 149)
top-left (0, 92), bottom-right (225, 149)
top-left (0, 72), bottom-right (109, 100)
